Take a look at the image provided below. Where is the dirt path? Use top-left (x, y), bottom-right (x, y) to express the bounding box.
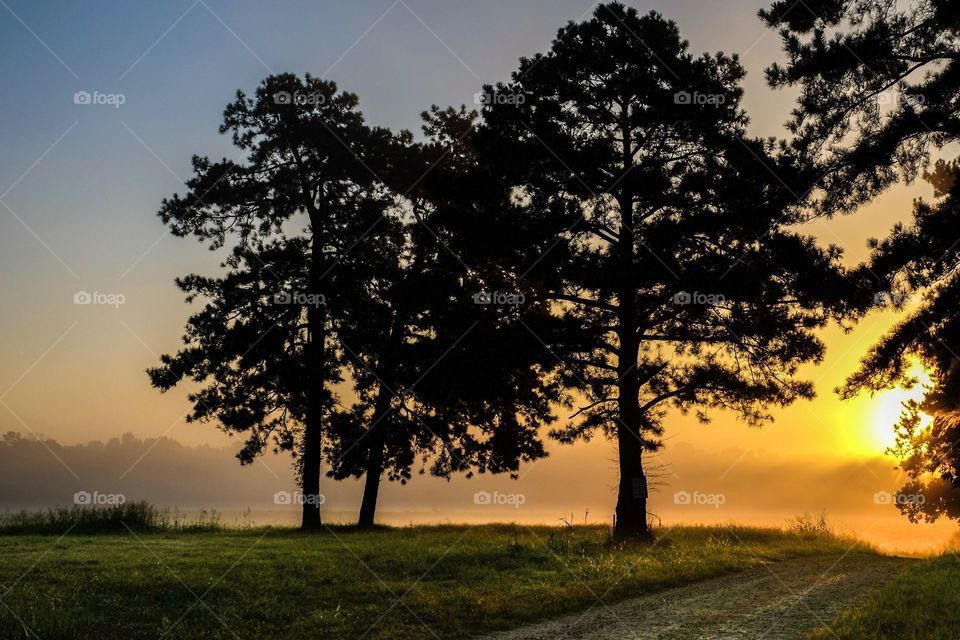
top-left (475, 553), bottom-right (912, 640)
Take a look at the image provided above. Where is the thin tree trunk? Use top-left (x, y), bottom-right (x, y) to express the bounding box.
top-left (357, 313), bottom-right (403, 528)
top-left (357, 385), bottom-right (392, 527)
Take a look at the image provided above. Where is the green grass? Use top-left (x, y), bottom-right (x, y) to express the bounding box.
top-left (0, 502), bottom-right (226, 535)
top-left (810, 553), bottom-right (960, 640)
top-left (0, 522), bottom-right (873, 640)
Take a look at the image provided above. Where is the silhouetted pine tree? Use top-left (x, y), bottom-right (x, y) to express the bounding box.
top-left (761, 0), bottom-right (960, 213)
top-left (149, 73), bottom-right (404, 529)
top-left (763, 0), bottom-right (960, 520)
top-left (150, 78), bottom-right (566, 529)
top-left (330, 106), bottom-right (566, 527)
top-left (471, 3), bottom-right (857, 538)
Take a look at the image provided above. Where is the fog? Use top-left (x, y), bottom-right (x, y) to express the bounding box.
top-left (0, 431), bottom-right (953, 553)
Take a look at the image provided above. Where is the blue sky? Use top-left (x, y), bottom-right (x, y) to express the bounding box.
top-left (0, 0), bottom-right (861, 449)
top-left (0, 1), bottom-right (944, 544)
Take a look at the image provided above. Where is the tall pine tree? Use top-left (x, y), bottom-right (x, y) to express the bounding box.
top-left (472, 3), bottom-right (858, 538)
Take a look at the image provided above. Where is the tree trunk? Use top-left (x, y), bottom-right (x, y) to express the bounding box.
top-left (301, 235), bottom-right (326, 531)
top-left (357, 384), bottom-right (392, 527)
top-left (614, 409), bottom-right (649, 539)
top-left (613, 166), bottom-right (650, 540)
top-left (357, 313), bottom-right (403, 528)
top-left (613, 333), bottom-right (650, 540)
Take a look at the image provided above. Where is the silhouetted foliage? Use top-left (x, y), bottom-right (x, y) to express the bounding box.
top-left (840, 164), bottom-right (960, 522)
top-left (761, 0), bottom-right (960, 213)
top-left (150, 76), bottom-right (567, 528)
top-left (326, 106), bottom-right (565, 526)
top-left (149, 73), bottom-right (405, 528)
top-left (764, 0), bottom-right (960, 521)
top-left (470, 3), bottom-right (858, 537)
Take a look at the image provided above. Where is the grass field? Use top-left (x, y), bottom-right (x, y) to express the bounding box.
top-left (809, 553), bottom-right (960, 640)
top-left (0, 519), bottom-right (873, 640)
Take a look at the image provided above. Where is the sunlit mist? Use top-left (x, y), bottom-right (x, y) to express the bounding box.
top-left (869, 363), bottom-right (934, 454)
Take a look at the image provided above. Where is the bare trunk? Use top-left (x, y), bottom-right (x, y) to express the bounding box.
top-left (357, 313), bottom-right (403, 528)
top-left (613, 169), bottom-right (650, 540)
top-left (301, 235), bottom-right (326, 530)
top-left (357, 385), bottom-right (392, 527)
top-left (614, 400), bottom-right (649, 538)
top-left (301, 303), bottom-right (324, 530)
top-left (613, 332), bottom-right (649, 539)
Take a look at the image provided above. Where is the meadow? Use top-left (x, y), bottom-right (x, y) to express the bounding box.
top-left (0, 509), bottom-right (877, 640)
top-left (811, 553), bottom-right (960, 640)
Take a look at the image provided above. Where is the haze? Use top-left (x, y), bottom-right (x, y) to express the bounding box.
top-left (0, 0), bottom-right (950, 552)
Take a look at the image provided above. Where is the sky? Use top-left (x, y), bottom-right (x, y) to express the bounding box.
top-left (0, 0), bottom-right (951, 549)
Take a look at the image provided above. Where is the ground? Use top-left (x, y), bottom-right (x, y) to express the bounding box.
top-left (477, 554), bottom-right (911, 640)
top-left (809, 553), bottom-right (960, 640)
top-left (0, 524), bottom-right (897, 639)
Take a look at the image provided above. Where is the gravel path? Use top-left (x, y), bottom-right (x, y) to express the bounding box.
top-left (474, 553), bottom-right (912, 640)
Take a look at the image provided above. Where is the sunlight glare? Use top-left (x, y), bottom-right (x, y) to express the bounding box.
top-left (869, 364), bottom-right (934, 453)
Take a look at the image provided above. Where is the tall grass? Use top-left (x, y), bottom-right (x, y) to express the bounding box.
top-left (0, 501), bottom-right (223, 534)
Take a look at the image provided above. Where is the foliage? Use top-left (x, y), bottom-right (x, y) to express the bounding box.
top-left (469, 2), bottom-right (861, 534)
top-left (764, 0), bottom-right (960, 524)
top-left (761, 0), bottom-right (960, 214)
top-left (0, 502), bottom-right (222, 535)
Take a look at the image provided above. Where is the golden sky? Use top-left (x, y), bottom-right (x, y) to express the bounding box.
top-left (0, 0), bottom-right (954, 550)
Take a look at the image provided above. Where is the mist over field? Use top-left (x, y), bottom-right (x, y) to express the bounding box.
top-left (2, 432), bottom-right (951, 551)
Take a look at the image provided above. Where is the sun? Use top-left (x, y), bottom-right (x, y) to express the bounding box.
top-left (868, 365), bottom-right (933, 453)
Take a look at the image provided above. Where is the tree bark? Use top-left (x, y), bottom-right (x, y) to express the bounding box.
top-left (301, 234), bottom-right (326, 531)
top-left (614, 331), bottom-right (650, 539)
top-left (614, 406), bottom-right (649, 538)
top-left (357, 313), bottom-right (403, 528)
top-left (613, 157), bottom-right (650, 539)
top-left (357, 384), bottom-right (392, 527)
